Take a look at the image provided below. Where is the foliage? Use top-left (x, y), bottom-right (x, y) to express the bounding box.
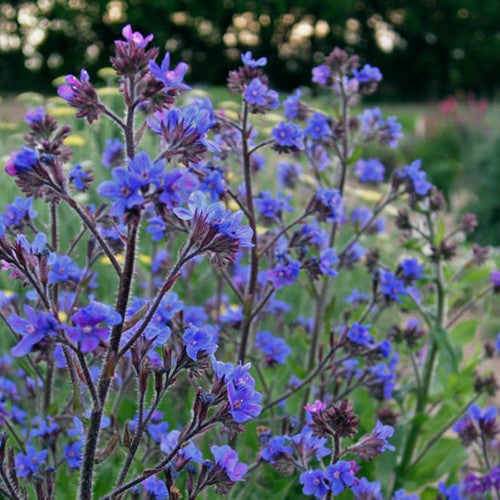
top-left (1, 1), bottom-right (500, 98)
top-left (0, 24), bottom-right (498, 500)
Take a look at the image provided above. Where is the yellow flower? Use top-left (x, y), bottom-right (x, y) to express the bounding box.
top-left (63, 135), bottom-right (86, 147)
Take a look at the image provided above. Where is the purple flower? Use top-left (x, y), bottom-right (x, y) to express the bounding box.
top-left (211, 444), bottom-right (248, 481)
top-left (25, 106), bottom-right (45, 125)
top-left (149, 52), bottom-right (189, 90)
top-left (227, 381), bottom-right (262, 423)
top-left (9, 306), bottom-right (59, 357)
top-left (57, 69), bottom-right (103, 123)
top-left (241, 51), bottom-right (267, 68)
top-left (490, 270), bottom-right (500, 290)
top-left (98, 167), bottom-right (144, 216)
top-left (121, 24), bottom-right (153, 47)
top-left (355, 158), bottom-right (386, 183)
top-left (325, 460), bottom-right (356, 494)
top-left (380, 271), bottom-right (407, 302)
top-left (255, 331), bottom-right (291, 365)
top-left (272, 121), bottom-right (305, 151)
top-left (182, 324), bottom-right (218, 361)
top-left (64, 441), bottom-right (83, 468)
top-left (260, 435), bottom-right (293, 463)
top-left (16, 445), bottom-right (48, 478)
top-left (312, 65), bottom-right (331, 86)
top-left (65, 300), bottom-right (121, 352)
top-left (146, 216), bottom-right (166, 242)
top-left (345, 288), bottom-right (370, 305)
top-left (305, 113), bottom-right (331, 140)
top-left (267, 260), bottom-right (300, 289)
top-left (300, 469), bottom-right (329, 499)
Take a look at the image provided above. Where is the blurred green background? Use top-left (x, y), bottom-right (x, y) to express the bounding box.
top-left (1, 0), bottom-right (500, 245)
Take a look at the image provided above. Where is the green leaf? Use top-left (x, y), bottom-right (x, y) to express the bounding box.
top-left (435, 215), bottom-right (446, 245)
top-left (431, 327), bottom-right (459, 374)
top-left (406, 438), bottom-right (467, 487)
top-left (449, 318), bottom-right (481, 346)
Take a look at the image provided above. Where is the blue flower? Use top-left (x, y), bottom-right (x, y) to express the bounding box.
top-left (319, 248), bottom-right (339, 277)
top-left (48, 253), bottom-right (82, 284)
top-left (149, 52), bottom-right (190, 90)
top-left (277, 162), bottom-right (302, 188)
top-left (64, 441), bottom-right (83, 468)
top-left (241, 51), bottom-right (267, 67)
top-left (211, 445), bottom-right (248, 482)
top-left (353, 64), bottom-right (382, 84)
top-left (15, 445), bottom-right (48, 478)
top-left (315, 188), bottom-right (345, 222)
top-left (352, 478), bottom-right (383, 499)
top-left (438, 482), bottom-right (464, 500)
top-left (101, 138), bottom-right (125, 168)
top-left (9, 306), bottom-right (58, 357)
top-left (141, 476), bottom-right (169, 499)
top-left (355, 158), bottom-right (386, 183)
top-left (325, 460), bottom-right (356, 494)
top-left (272, 121), bottom-right (305, 151)
top-left (227, 381), bottom-right (262, 423)
top-left (291, 426), bottom-right (330, 462)
top-left (260, 435), bottom-right (293, 463)
top-left (200, 170), bottom-right (225, 201)
top-left (7, 147), bottom-right (38, 175)
top-left (146, 216), bottom-right (166, 242)
top-left (399, 258), bottom-right (424, 281)
top-left (69, 163), bottom-right (92, 190)
top-left (348, 322), bottom-right (374, 347)
top-left (392, 489), bottom-right (419, 500)
top-left (283, 89), bottom-right (302, 119)
top-left (1, 196), bottom-right (37, 227)
top-left (160, 429), bottom-right (203, 463)
top-left (305, 113), bottom-right (331, 140)
top-left (244, 78), bottom-right (269, 106)
top-left (128, 151), bottom-right (164, 188)
top-left (98, 167), bottom-right (144, 216)
top-left (182, 324), bottom-right (218, 361)
top-left (267, 260), bottom-right (300, 289)
top-left (65, 300), bottom-right (121, 352)
top-left (255, 191), bottom-right (293, 222)
top-left (255, 331), bottom-right (291, 365)
top-left (380, 271), bottom-right (407, 302)
top-left (402, 159), bottom-right (432, 196)
top-left (300, 469), bottom-right (329, 499)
